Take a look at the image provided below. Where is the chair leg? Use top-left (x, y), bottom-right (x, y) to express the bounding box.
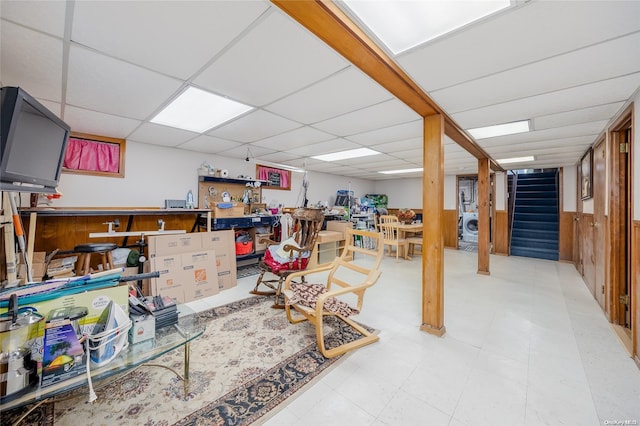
top-left (250, 270), bottom-right (276, 296)
top-left (272, 277), bottom-right (286, 309)
top-left (317, 313), bottom-right (380, 358)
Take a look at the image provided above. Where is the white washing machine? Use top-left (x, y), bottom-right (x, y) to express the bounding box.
top-left (462, 212), bottom-right (478, 243)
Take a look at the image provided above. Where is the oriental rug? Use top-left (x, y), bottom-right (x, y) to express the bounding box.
top-left (2, 295), bottom-right (372, 425)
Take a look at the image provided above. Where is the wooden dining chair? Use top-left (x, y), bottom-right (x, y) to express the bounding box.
top-left (378, 220), bottom-right (409, 261)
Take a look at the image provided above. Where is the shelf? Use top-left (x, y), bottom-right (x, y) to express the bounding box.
top-left (198, 176), bottom-right (270, 186)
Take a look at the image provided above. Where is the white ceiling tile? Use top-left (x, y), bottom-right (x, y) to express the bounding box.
top-left (286, 139), bottom-right (361, 157)
top-left (251, 126), bottom-right (335, 150)
top-left (66, 46), bottom-right (183, 120)
top-left (1, 0), bottom-right (66, 37)
top-left (533, 102), bottom-right (626, 131)
top-left (207, 109), bottom-right (301, 143)
top-left (128, 123), bottom-right (198, 147)
top-left (346, 119), bottom-right (423, 144)
top-left (265, 66), bottom-right (393, 123)
top-left (64, 106), bottom-right (141, 139)
top-left (194, 10), bottom-right (348, 106)
top-left (430, 33), bottom-right (640, 114)
top-left (312, 99), bottom-right (419, 136)
top-left (370, 137), bottom-right (423, 153)
top-left (0, 23), bottom-right (63, 101)
top-left (72, 1), bottom-right (269, 79)
top-left (398, 0), bottom-right (640, 91)
top-left (255, 152), bottom-right (304, 164)
top-left (178, 135), bottom-right (243, 154)
top-left (38, 100), bottom-right (61, 117)
top-left (453, 73), bottom-right (640, 129)
top-left (478, 121), bottom-right (609, 148)
top-left (221, 144), bottom-right (277, 161)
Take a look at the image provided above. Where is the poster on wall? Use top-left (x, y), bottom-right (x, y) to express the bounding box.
top-left (580, 148), bottom-right (593, 200)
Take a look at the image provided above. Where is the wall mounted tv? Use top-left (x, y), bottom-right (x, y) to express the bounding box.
top-left (1, 86), bottom-right (71, 194)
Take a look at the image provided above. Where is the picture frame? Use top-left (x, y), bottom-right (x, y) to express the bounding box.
top-left (256, 164), bottom-right (291, 191)
top-left (62, 132), bottom-right (126, 178)
top-left (580, 148), bottom-right (593, 200)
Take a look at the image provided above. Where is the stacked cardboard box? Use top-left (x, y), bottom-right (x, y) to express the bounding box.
top-left (147, 230), bottom-right (237, 304)
top-left (17, 251), bottom-right (47, 283)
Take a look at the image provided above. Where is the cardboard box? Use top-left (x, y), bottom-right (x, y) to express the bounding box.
top-left (182, 251), bottom-right (219, 301)
top-left (255, 233), bottom-right (270, 252)
top-left (150, 254), bottom-right (187, 303)
top-left (129, 315), bottom-right (155, 344)
top-left (212, 203), bottom-right (245, 218)
top-left (149, 250), bottom-right (220, 303)
top-left (148, 233), bottom-right (201, 257)
top-left (200, 230), bottom-right (237, 291)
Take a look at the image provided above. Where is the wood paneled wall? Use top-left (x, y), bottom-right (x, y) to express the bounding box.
top-left (632, 220), bottom-right (640, 366)
top-left (493, 210), bottom-right (508, 255)
top-left (559, 211), bottom-right (576, 262)
top-left (23, 214), bottom-right (199, 256)
top-left (443, 209), bottom-right (458, 248)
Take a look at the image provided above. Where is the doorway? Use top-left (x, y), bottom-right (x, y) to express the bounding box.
top-left (458, 176), bottom-right (478, 252)
top-left (609, 106), bottom-right (632, 354)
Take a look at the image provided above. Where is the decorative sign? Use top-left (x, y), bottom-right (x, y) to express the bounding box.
top-left (256, 164), bottom-right (291, 191)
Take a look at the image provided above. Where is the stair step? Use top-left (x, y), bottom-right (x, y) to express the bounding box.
top-left (511, 246), bottom-right (558, 261)
top-left (516, 191), bottom-right (558, 199)
top-left (512, 228), bottom-right (558, 240)
top-left (513, 220), bottom-right (558, 231)
top-left (514, 205), bottom-right (557, 214)
top-left (514, 212), bottom-right (558, 222)
top-left (514, 198), bottom-right (557, 206)
top-left (514, 183), bottom-right (556, 192)
top-left (511, 236), bottom-right (558, 251)
top-left (517, 172), bottom-right (556, 179)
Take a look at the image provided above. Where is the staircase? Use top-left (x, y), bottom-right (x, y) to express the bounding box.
top-left (509, 170), bottom-right (559, 261)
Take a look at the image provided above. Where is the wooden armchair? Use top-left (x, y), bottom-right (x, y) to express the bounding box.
top-left (250, 207), bottom-right (324, 308)
top-left (282, 227), bottom-right (384, 358)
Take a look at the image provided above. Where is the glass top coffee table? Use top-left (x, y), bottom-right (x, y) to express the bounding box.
top-left (1, 304), bottom-right (204, 418)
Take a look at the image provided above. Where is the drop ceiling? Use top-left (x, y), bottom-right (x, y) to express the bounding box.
top-left (1, 0), bottom-right (639, 179)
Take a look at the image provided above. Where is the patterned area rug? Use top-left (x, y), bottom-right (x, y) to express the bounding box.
top-left (2, 296), bottom-right (372, 425)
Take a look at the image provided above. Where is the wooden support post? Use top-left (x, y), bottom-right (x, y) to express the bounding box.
top-left (478, 157), bottom-right (490, 275)
top-left (420, 114), bottom-right (446, 336)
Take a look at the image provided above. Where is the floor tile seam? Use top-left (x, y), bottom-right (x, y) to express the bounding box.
top-left (556, 276), bottom-right (604, 423)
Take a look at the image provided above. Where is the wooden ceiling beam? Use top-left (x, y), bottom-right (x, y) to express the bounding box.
top-left (272, 0), bottom-right (504, 172)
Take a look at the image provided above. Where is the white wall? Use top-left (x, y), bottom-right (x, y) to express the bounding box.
top-left (40, 141), bottom-right (374, 208)
top-left (372, 174), bottom-right (457, 210)
top-left (563, 166), bottom-right (577, 212)
top-left (495, 172), bottom-right (506, 211)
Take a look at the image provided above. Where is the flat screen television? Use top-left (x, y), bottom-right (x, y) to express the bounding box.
top-left (1, 86), bottom-right (70, 193)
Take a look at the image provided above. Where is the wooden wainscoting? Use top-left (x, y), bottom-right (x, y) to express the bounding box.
top-left (443, 209), bottom-right (458, 248)
top-left (493, 210), bottom-right (508, 255)
top-left (632, 220), bottom-right (640, 366)
top-left (559, 211), bottom-right (576, 262)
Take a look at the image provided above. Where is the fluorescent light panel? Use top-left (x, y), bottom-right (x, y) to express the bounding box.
top-left (467, 120), bottom-right (530, 139)
top-left (380, 168), bottom-right (423, 175)
top-left (151, 87), bottom-right (253, 133)
top-left (342, 0), bottom-right (510, 54)
top-left (312, 148), bottom-right (379, 162)
top-left (497, 156), bottom-right (535, 164)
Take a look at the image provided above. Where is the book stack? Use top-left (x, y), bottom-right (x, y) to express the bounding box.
top-left (142, 295), bottom-right (178, 331)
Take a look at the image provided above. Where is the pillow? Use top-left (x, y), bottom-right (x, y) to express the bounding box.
top-left (276, 236), bottom-right (301, 259)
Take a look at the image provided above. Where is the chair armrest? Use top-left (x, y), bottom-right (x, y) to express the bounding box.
top-left (261, 237), bottom-right (280, 247)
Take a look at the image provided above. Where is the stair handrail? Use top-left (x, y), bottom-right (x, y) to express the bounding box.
top-left (508, 170), bottom-right (519, 254)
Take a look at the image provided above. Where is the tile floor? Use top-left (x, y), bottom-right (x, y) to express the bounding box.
top-left (185, 249), bottom-right (640, 426)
